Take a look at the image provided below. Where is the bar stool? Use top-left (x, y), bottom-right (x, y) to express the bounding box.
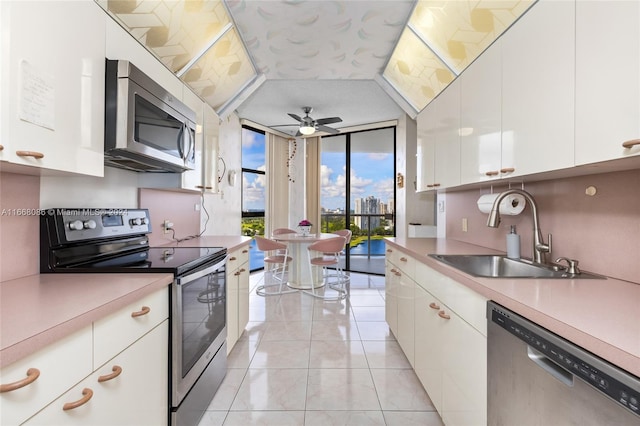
top-left (304, 236), bottom-right (348, 301)
top-left (254, 236), bottom-right (297, 296)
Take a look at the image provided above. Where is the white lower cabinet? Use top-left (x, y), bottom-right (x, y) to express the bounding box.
top-left (414, 281), bottom-right (487, 426)
top-left (24, 321), bottom-right (168, 426)
top-left (226, 244), bottom-right (250, 354)
top-left (0, 327), bottom-right (93, 426)
top-left (414, 286), bottom-right (444, 412)
top-left (387, 248), bottom-right (488, 426)
top-left (385, 247), bottom-right (416, 365)
top-left (1, 287), bottom-right (169, 426)
top-left (384, 253), bottom-right (399, 336)
top-left (397, 270), bottom-right (416, 367)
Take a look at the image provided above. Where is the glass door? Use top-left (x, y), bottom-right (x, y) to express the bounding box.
top-left (321, 127), bottom-right (395, 275)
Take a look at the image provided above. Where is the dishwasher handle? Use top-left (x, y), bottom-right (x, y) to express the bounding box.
top-left (527, 346), bottom-right (574, 387)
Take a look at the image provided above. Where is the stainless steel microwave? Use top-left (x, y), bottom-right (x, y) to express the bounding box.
top-left (104, 59), bottom-right (196, 173)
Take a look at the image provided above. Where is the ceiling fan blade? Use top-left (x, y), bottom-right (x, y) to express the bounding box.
top-left (316, 124), bottom-right (339, 134)
top-left (270, 124), bottom-right (300, 127)
top-left (315, 117), bottom-right (342, 125)
top-left (288, 113), bottom-right (303, 122)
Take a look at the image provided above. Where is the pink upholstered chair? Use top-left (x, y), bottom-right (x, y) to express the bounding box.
top-left (304, 236), bottom-right (348, 300)
top-left (272, 228), bottom-right (296, 236)
top-left (254, 236), bottom-right (297, 296)
top-left (332, 229), bottom-right (352, 248)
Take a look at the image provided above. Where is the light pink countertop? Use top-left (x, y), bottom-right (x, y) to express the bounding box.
top-left (0, 273), bottom-right (173, 368)
top-left (0, 236), bottom-right (251, 369)
top-left (385, 237), bottom-right (640, 378)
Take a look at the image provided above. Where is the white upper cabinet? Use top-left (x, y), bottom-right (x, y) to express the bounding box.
top-left (575, 1), bottom-right (640, 165)
top-left (416, 79), bottom-right (461, 191)
top-left (0, 0), bottom-right (105, 176)
top-left (501, 0), bottom-right (575, 177)
top-left (416, 103), bottom-right (436, 192)
top-left (433, 79), bottom-right (461, 189)
top-left (460, 41), bottom-right (502, 184)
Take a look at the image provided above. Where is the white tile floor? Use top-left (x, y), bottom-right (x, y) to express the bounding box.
top-left (198, 271), bottom-right (444, 426)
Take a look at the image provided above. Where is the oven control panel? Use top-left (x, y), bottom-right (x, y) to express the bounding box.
top-left (43, 208), bottom-right (151, 243)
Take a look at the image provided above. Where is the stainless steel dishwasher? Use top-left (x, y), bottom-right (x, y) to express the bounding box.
top-left (487, 301), bottom-right (640, 425)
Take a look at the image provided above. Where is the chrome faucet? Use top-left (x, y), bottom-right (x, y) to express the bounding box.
top-left (487, 189), bottom-right (552, 264)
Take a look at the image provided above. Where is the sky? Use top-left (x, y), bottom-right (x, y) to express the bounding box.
top-left (321, 151), bottom-right (394, 211)
top-left (241, 128), bottom-right (394, 212)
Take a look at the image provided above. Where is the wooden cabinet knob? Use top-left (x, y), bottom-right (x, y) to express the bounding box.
top-left (438, 310), bottom-right (451, 320)
top-left (622, 139), bottom-right (640, 148)
top-left (16, 150), bottom-right (44, 159)
top-left (0, 368), bottom-right (40, 392)
top-left (500, 167), bottom-right (515, 174)
top-left (98, 365), bottom-right (122, 383)
top-left (63, 388), bottom-right (93, 411)
top-left (485, 170), bottom-right (499, 177)
top-left (131, 306), bottom-right (150, 317)
top-left (429, 302), bottom-right (440, 310)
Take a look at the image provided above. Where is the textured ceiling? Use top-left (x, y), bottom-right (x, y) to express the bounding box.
top-left (226, 0), bottom-right (414, 79)
top-left (99, 0), bottom-right (536, 137)
top-left (226, 0), bottom-right (414, 135)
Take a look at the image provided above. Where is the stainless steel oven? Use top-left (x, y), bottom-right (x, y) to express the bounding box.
top-left (170, 250), bottom-right (227, 426)
top-left (40, 208), bottom-right (228, 426)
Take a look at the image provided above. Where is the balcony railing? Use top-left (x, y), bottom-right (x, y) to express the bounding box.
top-left (321, 213), bottom-right (394, 275)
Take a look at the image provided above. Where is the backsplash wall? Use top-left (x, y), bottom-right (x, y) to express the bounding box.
top-left (445, 168), bottom-right (640, 283)
top-left (139, 189), bottom-right (201, 246)
top-left (0, 173), bottom-right (40, 281)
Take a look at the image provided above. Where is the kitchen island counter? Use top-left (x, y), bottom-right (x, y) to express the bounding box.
top-left (385, 237), bottom-right (640, 378)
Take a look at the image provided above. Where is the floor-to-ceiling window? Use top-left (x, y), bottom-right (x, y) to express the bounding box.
top-left (241, 126), bottom-right (266, 271)
top-left (320, 127), bottom-right (395, 275)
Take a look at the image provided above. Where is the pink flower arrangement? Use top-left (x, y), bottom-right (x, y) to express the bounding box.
top-left (298, 219), bottom-right (312, 227)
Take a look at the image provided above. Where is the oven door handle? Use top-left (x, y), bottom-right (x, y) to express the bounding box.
top-left (176, 256), bottom-right (227, 285)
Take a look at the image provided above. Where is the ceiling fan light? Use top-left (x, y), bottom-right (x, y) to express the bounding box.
top-left (299, 124), bottom-right (315, 135)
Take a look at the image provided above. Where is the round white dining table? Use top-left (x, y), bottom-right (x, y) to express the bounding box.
top-left (271, 232), bottom-right (337, 290)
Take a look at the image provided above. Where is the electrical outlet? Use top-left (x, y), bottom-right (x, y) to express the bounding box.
top-left (163, 219), bottom-right (173, 234)
top-left (462, 218), bottom-right (468, 232)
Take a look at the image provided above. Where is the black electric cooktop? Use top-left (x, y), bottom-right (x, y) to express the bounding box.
top-left (56, 246), bottom-right (227, 275)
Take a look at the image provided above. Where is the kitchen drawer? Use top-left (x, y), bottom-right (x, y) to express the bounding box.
top-left (0, 325), bottom-right (93, 426)
top-left (93, 287), bottom-right (169, 368)
top-left (415, 262), bottom-right (487, 336)
top-left (227, 245), bottom-right (250, 270)
top-left (24, 321), bottom-right (168, 426)
top-left (386, 248), bottom-right (416, 277)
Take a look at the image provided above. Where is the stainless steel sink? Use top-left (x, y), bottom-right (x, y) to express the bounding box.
top-left (429, 254), bottom-right (605, 279)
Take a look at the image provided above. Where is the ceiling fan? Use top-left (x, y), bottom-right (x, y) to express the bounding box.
top-left (272, 107), bottom-right (342, 136)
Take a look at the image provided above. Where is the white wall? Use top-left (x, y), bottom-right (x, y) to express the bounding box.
top-left (396, 114), bottom-right (436, 238)
top-left (201, 113), bottom-right (243, 236)
top-left (40, 167), bottom-right (139, 209)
